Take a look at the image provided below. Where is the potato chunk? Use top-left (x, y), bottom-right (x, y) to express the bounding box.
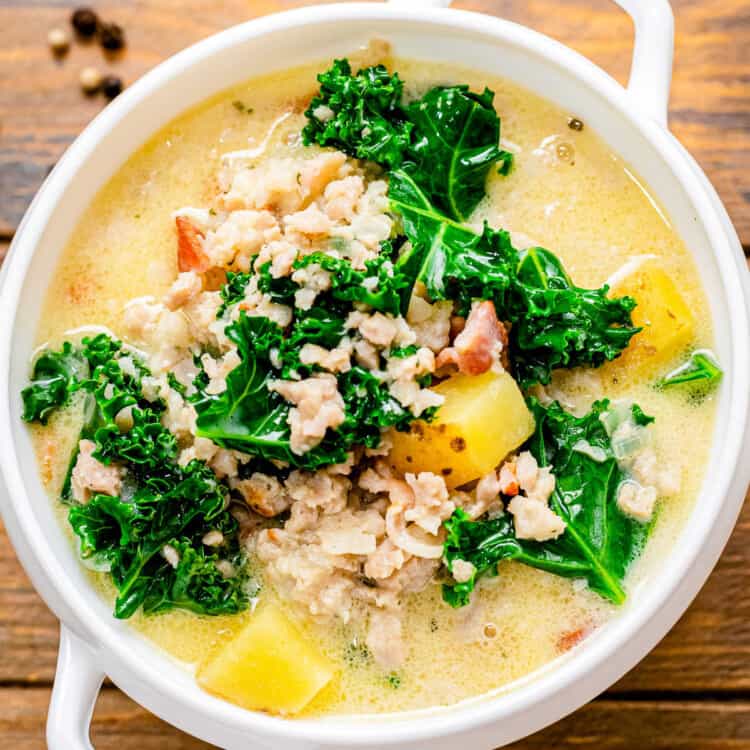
top-left (388, 371), bottom-right (535, 489)
top-left (197, 605), bottom-right (334, 715)
top-left (609, 257), bottom-right (695, 372)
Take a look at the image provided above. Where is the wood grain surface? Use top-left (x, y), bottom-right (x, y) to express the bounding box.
top-left (1, 1), bottom-right (749, 748)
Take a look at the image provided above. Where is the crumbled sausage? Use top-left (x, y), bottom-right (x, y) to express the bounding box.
top-left (70, 439), bottom-right (122, 503)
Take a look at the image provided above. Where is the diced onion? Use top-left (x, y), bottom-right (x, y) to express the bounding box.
top-left (572, 439), bottom-right (608, 463)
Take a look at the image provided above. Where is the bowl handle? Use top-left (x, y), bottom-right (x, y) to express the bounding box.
top-left (387, 0), bottom-right (674, 127)
top-left (46, 624), bottom-right (105, 750)
top-left (614, 0), bottom-right (674, 126)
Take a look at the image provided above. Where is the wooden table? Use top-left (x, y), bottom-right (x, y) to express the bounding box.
top-left (1, 1), bottom-right (748, 747)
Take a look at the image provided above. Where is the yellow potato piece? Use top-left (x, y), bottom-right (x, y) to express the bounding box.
top-left (609, 257), bottom-right (695, 372)
top-left (388, 370), bottom-right (535, 489)
top-left (197, 605), bottom-right (335, 715)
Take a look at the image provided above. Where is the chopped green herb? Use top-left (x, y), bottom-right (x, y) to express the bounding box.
top-left (389, 345), bottom-right (418, 359)
top-left (631, 404), bottom-right (655, 427)
top-left (497, 150), bottom-right (514, 176)
top-left (387, 673), bottom-right (402, 689)
top-left (232, 100), bottom-right (254, 114)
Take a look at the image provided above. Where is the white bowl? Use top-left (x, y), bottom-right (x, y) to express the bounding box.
top-left (1, 2), bottom-right (749, 749)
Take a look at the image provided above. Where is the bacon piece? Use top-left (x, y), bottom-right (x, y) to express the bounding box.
top-left (175, 216), bottom-right (211, 273)
top-left (436, 300), bottom-right (508, 375)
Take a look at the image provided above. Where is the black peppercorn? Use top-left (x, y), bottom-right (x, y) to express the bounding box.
top-left (567, 116), bottom-right (584, 132)
top-left (101, 75), bottom-right (123, 100)
top-left (99, 22), bottom-right (125, 51)
top-left (71, 7), bottom-right (99, 37)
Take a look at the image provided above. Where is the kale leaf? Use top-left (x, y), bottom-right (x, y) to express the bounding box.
top-left (69, 461), bottom-right (244, 619)
top-left (303, 61), bottom-right (639, 383)
top-left (442, 398), bottom-right (650, 607)
top-left (256, 242), bottom-right (411, 317)
top-left (217, 271), bottom-right (252, 318)
top-left (194, 312), bottom-right (420, 468)
top-left (337, 365), bottom-right (425, 446)
top-left (390, 170), bottom-right (514, 314)
top-left (24, 334), bottom-right (248, 620)
top-left (303, 60), bottom-right (504, 222)
top-left (256, 262), bottom-right (298, 306)
top-left (401, 84), bottom-right (502, 221)
top-left (194, 314), bottom-right (299, 462)
top-left (21, 343), bottom-right (87, 424)
top-left (659, 349), bottom-right (723, 389)
top-left (507, 248), bottom-right (640, 386)
top-left (49, 335), bottom-right (179, 477)
top-left (390, 174), bottom-right (638, 380)
top-left (280, 307), bottom-right (346, 379)
top-left (295, 247), bottom-right (410, 317)
top-left (303, 59), bottom-right (413, 169)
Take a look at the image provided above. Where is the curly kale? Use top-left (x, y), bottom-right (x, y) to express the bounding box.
top-left (303, 60), bottom-right (638, 384)
top-left (22, 333), bottom-right (248, 620)
top-left (659, 349), bottom-right (723, 389)
top-left (303, 60), bottom-right (503, 223)
top-left (295, 246), bottom-right (411, 317)
top-left (76, 345), bottom-right (177, 474)
top-left (303, 59), bottom-right (413, 170)
top-left (390, 174), bottom-right (638, 384)
top-left (22, 343), bottom-right (87, 424)
top-left (507, 248), bottom-right (640, 386)
top-left (193, 314), bottom-right (300, 463)
top-left (216, 271), bottom-right (252, 318)
top-left (400, 84), bottom-right (502, 222)
top-left (255, 241), bottom-right (410, 317)
top-left (69, 461), bottom-right (243, 619)
top-left (194, 312), bottom-right (419, 469)
top-left (281, 307), bottom-right (347, 378)
top-left (390, 166), bottom-right (638, 386)
top-left (442, 398), bottom-right (651, 607)
top-left (390, 168), bottom-right (515, 314)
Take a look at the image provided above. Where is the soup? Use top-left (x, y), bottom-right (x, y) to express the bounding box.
top-left (23, 41), bottom-right (718, 717)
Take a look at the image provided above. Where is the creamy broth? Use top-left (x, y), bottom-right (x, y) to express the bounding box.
top-left (30, 53), bottom-right (716, 717)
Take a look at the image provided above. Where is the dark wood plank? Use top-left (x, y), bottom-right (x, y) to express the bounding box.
top-left (0, 520), bottom-right (61, 684)
top-left (0, 687), bottom-right (212, 749)
top-left (0, 0), bottom-right (748, 240)
top-left (511, 699), bottom-right (750, 749)
top-left (5, 687), bottom-right (750, 750)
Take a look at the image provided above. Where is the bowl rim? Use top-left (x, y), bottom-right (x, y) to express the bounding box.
top-left (1, 3), bottom-right (749, 747)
